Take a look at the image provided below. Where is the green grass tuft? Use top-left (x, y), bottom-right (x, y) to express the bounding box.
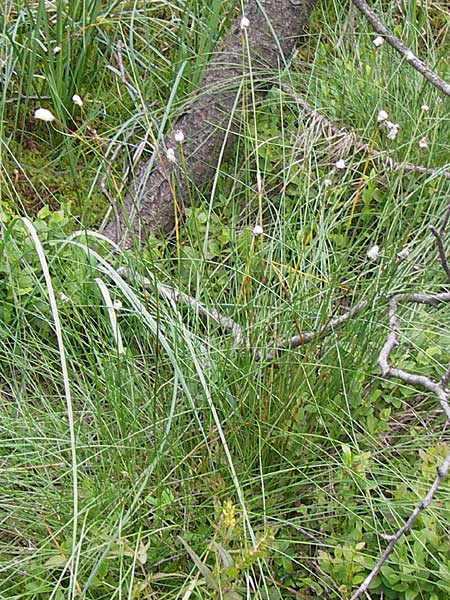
top-left (1, 1), bottom-right (449, 598)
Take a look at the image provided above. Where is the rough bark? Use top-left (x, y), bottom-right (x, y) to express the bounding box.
top-left (104, 0), bottom-right (317, 246)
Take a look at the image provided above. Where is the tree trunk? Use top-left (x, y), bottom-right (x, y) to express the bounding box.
top-left (104, 0), bottom-right (317, 246)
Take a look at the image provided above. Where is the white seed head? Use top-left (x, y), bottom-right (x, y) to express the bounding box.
top-left (166, 147), bottom-right (176, 163)
top-left (34, 108), bottom-right (56, 122)
top-left (373, 36), bottom-right (384, 48)
top-left (174, 129), bottom-right (185, 143)
top-left (113, 299), bottom-right (123, 310)
top-left (59, 292), bottom-right (70, 303)
top-left (377, 110), bottom-right (389, 123)
top-left (418, 137), bottom-right (428, 149)
top-left (366, 245), bottom-right (380, 260)
top-left (420, 103), bottom-right (429, 112)
top-left (252, 224), bottom-right (264, 237)
top-left (72, 94), bottom-right (83, 107)
top-left (240, 16), bottom-right (250, 30)
top-left (397, 247), bottom-right (410, 261)
top-left (323, 177), bottom-right (332, 187)
top-left (335, 159), bottom-right (346, 170)
top-left (386, 123), bottom-right (400, 140)
top-left (53, 45), bottom-right (61, 55)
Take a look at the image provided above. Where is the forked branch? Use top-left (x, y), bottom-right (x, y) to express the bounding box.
top-left (351, 0), bottom-right (450, 97)
top-left (349, 205), bottom-right (450, 600)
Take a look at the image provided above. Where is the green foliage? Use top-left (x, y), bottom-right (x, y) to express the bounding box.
top-left (1, 1), bottom-right (450, 599)
top-left (0, 207), bottom-right (69, 330)
top-left (179, 501), bottom-right (274, 599)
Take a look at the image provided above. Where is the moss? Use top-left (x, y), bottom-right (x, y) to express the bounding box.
top-left (2, 138), bottom-right (107, 228)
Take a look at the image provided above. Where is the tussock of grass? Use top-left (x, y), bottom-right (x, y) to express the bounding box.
top-left (1, 1), bottom-right (449, 598)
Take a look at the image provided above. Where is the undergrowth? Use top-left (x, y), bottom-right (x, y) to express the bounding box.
top-left (0, 1), bottom-right (449, 599)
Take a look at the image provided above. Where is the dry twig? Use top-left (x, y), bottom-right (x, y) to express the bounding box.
top-left (259, 300), bottom-right (368, 362)
top-left (281, 84), bottom-right (450, 180)
top-left (113, 40), bottom-right (140, 99)
top-left (349, 206), bottom-right (450, 600)
top-left (116, 266), bottom-right (244, 347)
top-left (351, 0), bottom-right (450, 97)
top-left (117, 267), bottom-right (367, 357)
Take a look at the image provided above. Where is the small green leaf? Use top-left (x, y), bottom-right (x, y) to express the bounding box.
top-left (224, 592), bottom-right (242, 600)
top-left (44, 554), bottom-right (67, 568)
top-left (211, 541), bottom-right (234, 569)
top-left (178, 536), bottom-right (218, 591)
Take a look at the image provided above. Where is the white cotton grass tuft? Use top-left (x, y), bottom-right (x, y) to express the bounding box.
top-left (366, 245), bottom-right (380, 260)
top-left (335, 159), bottom-right (346, 170)
top-left (377, 110), bottom-right (388, 123)
top-left (397, 247), bottom-right (410, 261)
top-left (386, 122), bottom-right (400, 141)
top-left (53, 46), bottom-right (61, 54)
top-left (59, 291), bottom-right (71, 303)
top-left (252, 224), bottom-right (264, 237)
top-left (174, 130), bottom-right (185, 143)
top-left (373, 36), bottom-right (384, 48)
top-left (240, 16), bottom-right (250, 30)
top-left (420, 103), bottom-right (430, 112)
top-left (34, 108), bottom-right (56, 122)
top-left (323, 177), bottom-right (332, 187)
top-left (418, 137), bottom-right (428, 149)
top-left (72, 94), bottom-right (83, 107)
top-left (166, 147), bottom-right (176, 163)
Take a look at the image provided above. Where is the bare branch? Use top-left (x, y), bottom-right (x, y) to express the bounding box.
top-left (281, 84), bottom-right (450, 180)
top-left (377, 292), bottom-right (450, 418)
top-left (429, 203), bottom-right (450, 282)
top-left (116, 266), bottom-right (244, 347)
top-left (351, 0), bottom-right (450, 98)
top-left (350, 291), bottom-right (450, 598)
top-left (117, 264), bottom-right (368, 359)
top-left (441, 365), bottom-right (450, 390)
top-left (430, 225), bottom-right (450, 282)
top-left (349, 450), bottom-right (450, 600)
top-left (258, 300), bottom-right (368, 362)
top-left (114, 40), bottom-right (140, 99)
top-left (350, 202), bottom-right (450, 599)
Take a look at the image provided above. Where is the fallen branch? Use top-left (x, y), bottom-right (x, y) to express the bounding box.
top-left (116, 266), bottom-right (244, 347)
top-left (377, 292), bottom-right (450, 421)
top-left (113, 40), bottom-right (140, 99)
top-left (349, 206), bottom-right (450, 600)
top-left (349, 449), bottom-right (450, 600)
top-left (258, 300), bottom-right (367, 362)
top-left (117, 266), bottom-right (367, 358)
top-left (281, 84), bottom-right (450, 180)
top-left (351, 0), bottom-right (450, 98)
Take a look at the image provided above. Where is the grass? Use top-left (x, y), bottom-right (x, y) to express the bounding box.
top-left (1, 0), bottom-right (450, 598)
